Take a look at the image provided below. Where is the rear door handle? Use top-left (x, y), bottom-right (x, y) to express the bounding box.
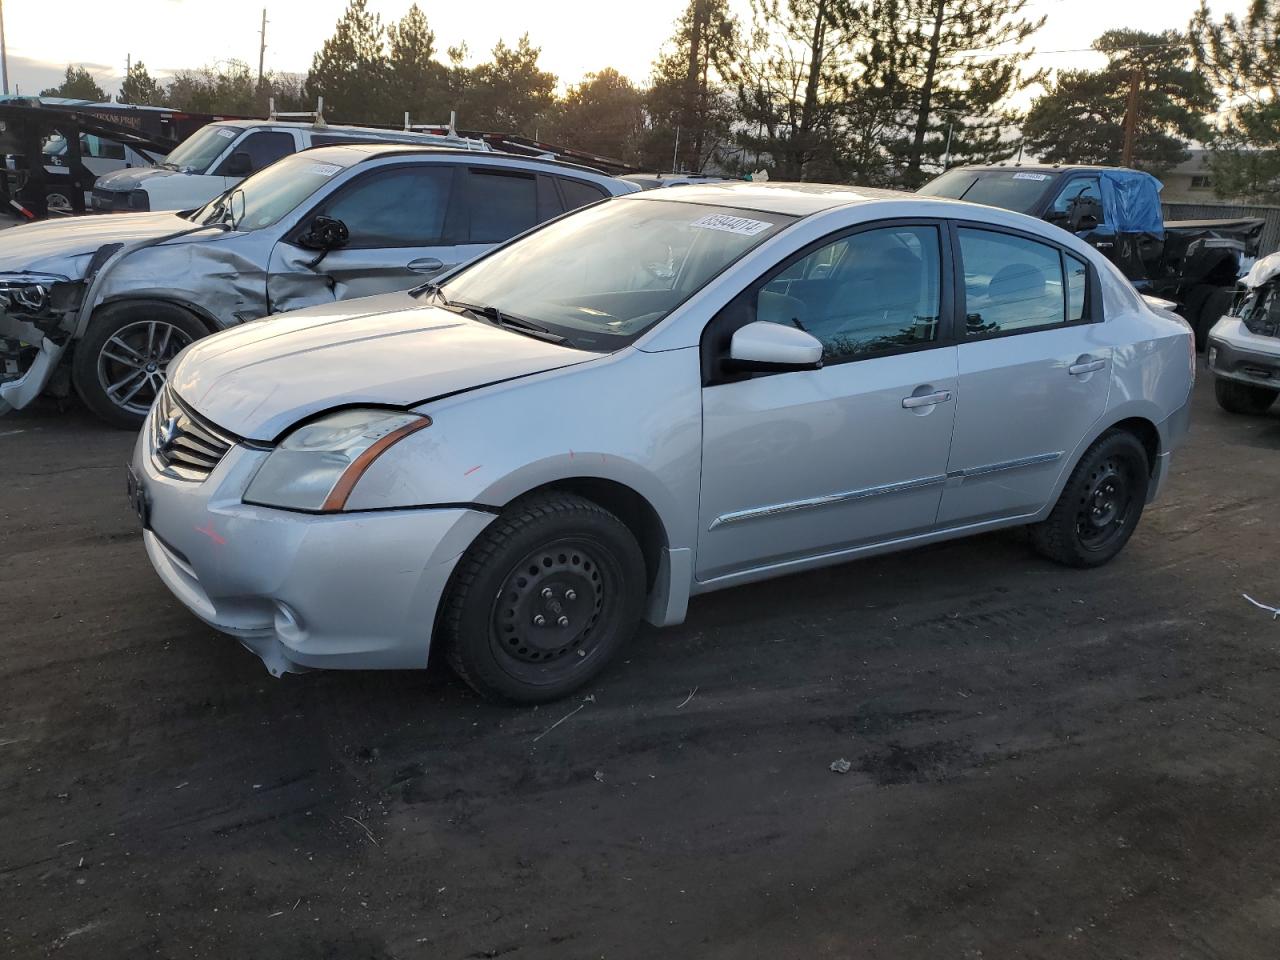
top-left (1068, 359), bottom-right (1106, 376)
top-left (902, 390), bottom-right (953, 409)
top-left (407, 257), bottom-right (447, 274)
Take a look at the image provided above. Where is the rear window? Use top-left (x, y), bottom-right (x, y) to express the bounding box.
top-left (469, 169), bottom-right (539, 243)
top-left (559, 177), bottom-right (607, 211)
top-left (919, 169), bottom-right (1059, 214)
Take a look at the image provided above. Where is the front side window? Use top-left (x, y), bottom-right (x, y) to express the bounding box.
top-left (959, 228), bottom-right (1068, 335)
top-left (438, 199), bottom-right (795, 351)
top-left (469, 169), bottom-right (539, 243)
top-left (754, 225), bottom-right (942, 361)
top-left (216, 130), bottom-right (295, 176)
top-left (1051, 177), bottom-right (1103, 220)
top-left (320, 166), bottom-right (454, 247)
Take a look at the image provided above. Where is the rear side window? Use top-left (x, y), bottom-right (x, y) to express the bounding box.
top-left (468, 169), bottom-right (538, 243)
top-left (958, 228), bottom-right (1068, 335)
top-left (321, 166), bottom-right (454, 247)
top-left (217, 130), bottom-right (295, 175)
top-left (559, 177), bottom-right (607, 211)
top-left (1066, 252), bottom-right (1089, 321)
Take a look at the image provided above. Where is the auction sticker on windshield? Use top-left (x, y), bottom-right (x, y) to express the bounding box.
top-left (690, 214), bottom-right (774, 236)
top-left (1012, 172), bottom-right (1050, 181)
top-left (216, 128), bottom-right (237, 139)
top-left (308, 163), bottom-right (342, 177)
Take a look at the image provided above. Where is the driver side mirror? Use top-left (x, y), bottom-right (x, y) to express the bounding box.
top-left (729, 320), bottom-right (823, 371)
top-left (1069, 197), bottom-right (1102, 233)
top-left (223, 151), bottom-right (252, 178)
top-left (298, 215), bottom-right (350, 251)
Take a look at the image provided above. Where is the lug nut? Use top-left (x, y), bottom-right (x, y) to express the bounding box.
top-left (557, 616), bottom-right (570, 627)
top-left (565, 589), bottom-right (577, 601)
top-left (541, 587), bottom-right (554, 599)
top-left (533, 614), bottom-right (546, 627)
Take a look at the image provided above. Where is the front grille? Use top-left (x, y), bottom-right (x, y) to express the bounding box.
top-left (151, 386), bottom-right (234, 480)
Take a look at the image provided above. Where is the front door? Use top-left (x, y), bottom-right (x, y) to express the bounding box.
top-left (267, 163), bottom-right (466, 313)
top-left (938, 225), bottom-right (1111, 526)
top-left (696, 222), bottom-right (959, 582)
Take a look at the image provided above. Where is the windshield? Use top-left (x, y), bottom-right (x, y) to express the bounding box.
top-left (437, 199), bottom-right (795, 350)
top-left (919, 168), bottom-right (1059, 214)
top-left (164, 124), bottom-right (240, 173)
top-left (188, 152), bottom-right (350, 231)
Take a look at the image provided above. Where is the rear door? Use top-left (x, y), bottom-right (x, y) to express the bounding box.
top-left (266, 162), bottom-right (463, 312)
top-left (936, 223), bottom-right (1111, 527)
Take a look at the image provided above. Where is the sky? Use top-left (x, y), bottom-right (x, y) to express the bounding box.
top-left (0, 0), bottom-right (1251, 104)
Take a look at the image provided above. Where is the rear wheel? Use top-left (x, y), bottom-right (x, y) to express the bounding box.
top-left (1215, 377), bottom-right (1278, 415)
top-left (72, 302), bottom-right (207, 428)
top-left (1030, 430), bottom-right (1150, 568)
top-left (440, 493), bottom-right (646, 703)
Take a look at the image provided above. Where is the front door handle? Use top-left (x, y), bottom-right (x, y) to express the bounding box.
top-left (407, 257), bottom-right (447, 274)
top-left (1068, 358), bottom-right (1106, 376)
top-left (902, 390), bottom-right (953, 409)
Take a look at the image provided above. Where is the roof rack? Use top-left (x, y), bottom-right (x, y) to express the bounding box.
top-left (267, 96), bottom-right (327, 127)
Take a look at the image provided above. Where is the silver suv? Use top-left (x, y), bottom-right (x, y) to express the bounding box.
top-left (0, 144), bottom-right (637, 426)
top-left (130, 182), bottom-right (1195, 703)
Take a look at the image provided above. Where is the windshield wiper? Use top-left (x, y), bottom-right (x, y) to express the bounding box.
top-left (448, 300), bottom-right (566, 344)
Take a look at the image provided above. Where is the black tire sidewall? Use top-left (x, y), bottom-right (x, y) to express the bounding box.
top-left (1215, 376), bottom-right (1277, 415)
top-left (72, 302), bottom-right (208, 429)
top-left (1042, 432), bottom-right (1150, 568)
top-left (445, 499), bottom-right (646, 703)
top-left (1195, 287), bottom-right (1234, 350)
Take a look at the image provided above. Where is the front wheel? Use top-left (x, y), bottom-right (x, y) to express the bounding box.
top-left (72, 303), bottom-right (207, 428)
top-left (1030, 430), bottom-right (1150, 568)
top-left (1215, 377), bottom-right (1278, 416)
top-left (440, 493), bottom-right (647, 703)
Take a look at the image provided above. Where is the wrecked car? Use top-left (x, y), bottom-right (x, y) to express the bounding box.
top-left (1207, 250), bottom-right (1280, 415)
top-left (0, 143), bottom-right (638, 426)
top-left (131, 182), bottom-right (1193, 702)
top-left (919, 165), bottom-right (1264, 347)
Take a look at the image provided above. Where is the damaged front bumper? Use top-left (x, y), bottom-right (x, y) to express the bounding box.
top-left (0, 273), bottom-right (85, 413)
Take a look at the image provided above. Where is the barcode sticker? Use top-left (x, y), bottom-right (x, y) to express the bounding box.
top-left (690, 214), bottom-right (774, 236)
top-left (215, 127), bottom-right (237, 139)
top-left (308, 162), bottom-right (342, 177)
top-left (1012, 172), bottom-right (1050, 181)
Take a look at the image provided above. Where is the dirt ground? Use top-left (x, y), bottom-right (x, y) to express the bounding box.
top-left (2, 370), bottom-right (1279, 959)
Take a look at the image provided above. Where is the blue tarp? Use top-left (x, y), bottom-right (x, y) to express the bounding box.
top-left (1096, 169), bottom-right (1164, 238)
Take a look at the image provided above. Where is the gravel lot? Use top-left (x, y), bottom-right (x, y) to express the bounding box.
top-left (2, 369), bottom-right (1279, 959)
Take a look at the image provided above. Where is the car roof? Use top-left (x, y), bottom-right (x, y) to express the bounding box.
top-left (627, 180), bottom-right (915, 216)
top-left (950, 163), bottom-right (1138, 176)
top-left (297, 141), bottom-right (630, 184)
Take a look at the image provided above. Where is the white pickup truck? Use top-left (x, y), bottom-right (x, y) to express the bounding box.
top-left (91, 118), bottom-right (490, 213)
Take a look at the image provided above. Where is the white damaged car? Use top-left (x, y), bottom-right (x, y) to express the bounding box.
top-left (131, 182), bottom-right (1195, 702)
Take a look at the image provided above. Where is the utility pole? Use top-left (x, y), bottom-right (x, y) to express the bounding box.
top-left (1120, 64), bottom-right (1142, 167)
top-left (0, 0), bottom-right (9, 97)
top-left (257, 8), bottom-right (268, 89)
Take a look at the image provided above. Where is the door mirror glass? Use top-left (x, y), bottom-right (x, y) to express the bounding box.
top-left (1069, 197), bottom-right (1102, 232)
top-left (729, 320), bottom-right (823, 370)
top-left (223, 151), bottom-right (252, 177)
top-left (298, 215), bottom-right (350, 251)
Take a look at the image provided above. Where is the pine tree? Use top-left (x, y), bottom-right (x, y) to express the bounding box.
top-left (40, 66), bottom-right (108, 101)
top-left (548, 68), bottom-right (646, 162)
top-left (118, 61), bottom-right (163, 106)
top-left (1190, 0), bottom-right (1280, 201)
top-left (462, 35), bottom-right (556, 135)
top-left (646, 0), bottom-right (739, 172)
top-left (387, 4), bottom-right (449, 123)
top-left (1023, 30), bottom-right (1214, 174)
top-left (305, 0), bottom-right (390, 123)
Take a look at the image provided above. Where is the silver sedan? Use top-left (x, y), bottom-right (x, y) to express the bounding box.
top-left (131, 182), bottom-right (1195, 702)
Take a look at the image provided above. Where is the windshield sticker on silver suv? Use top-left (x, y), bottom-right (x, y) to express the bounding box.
top-left (308, 162), bottom-right (342, 177)
top-left (690, 214), bottom-right (774, 236)
top-left (1012, 172), bottom-right (1050, 181)
top-left (215, 128), bottom-right (237, 139)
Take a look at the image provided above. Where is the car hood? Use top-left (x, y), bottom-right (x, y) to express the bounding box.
top-left (167, 291), bottom-right (600, 441)
top-left (95, 166), bottom-right (185, 191)
top-left (0, 211), bottom-right (195, 275)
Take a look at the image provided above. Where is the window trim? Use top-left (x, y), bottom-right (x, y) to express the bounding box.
top-left (289, 161), bottom-right (464, 250)
top-left (949, 219), bottom-right (1103, 345)
top-left (701, 217), bottom-right (957, 386)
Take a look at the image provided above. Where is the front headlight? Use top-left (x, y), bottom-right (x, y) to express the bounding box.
top-left (244, 409), bottom-right (431, 512)
top-left (0, 273), bottom-right (68, 313)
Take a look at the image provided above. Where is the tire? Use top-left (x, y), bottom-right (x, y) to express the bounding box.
top-left (72, 302), bottom-right (207, 429)
top-left (45, 189), bottom-right (72, 215)
top-left (1030, 430), bottom-right (1150, 568)
top-left (440, 493), bottom-right (647, 704)
top-left (1215, 377), bottom-right (1278, 415)
top-left (1193, 287), bottom-right (1234, 351)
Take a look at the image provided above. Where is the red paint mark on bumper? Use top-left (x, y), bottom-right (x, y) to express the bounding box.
top-left (195, 521), bottom-right (226, 546)
top-left (463, 465), bottom-right (482, 477)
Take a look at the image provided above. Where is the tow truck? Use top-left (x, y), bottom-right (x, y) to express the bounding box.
top-left (919, 164), bottom-right (1265, 348)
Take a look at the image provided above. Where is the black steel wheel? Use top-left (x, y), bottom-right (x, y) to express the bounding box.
top-left (72, 302), bottom-right (207, 428)
top-left (441, 494), bottom-right (646, 703)
top-left (1031, 430), bottom-right (1149, 568)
